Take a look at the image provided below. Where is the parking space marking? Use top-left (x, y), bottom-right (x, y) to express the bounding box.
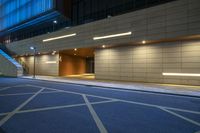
top-left (0, 99), bottom-right (117, 116)
top-left (28, 84), bottom-right (200, 115)
top-left (91, 86), bottom-right (200, 100)
top-left (27, 84), bottom-right (200, 127)
top-left (0, 88), bottom-right (45, 126)
top-left (0, 113), bottom-right (8, 117)
top-left (0, 84), bottom-right (29, 92)
top-left (31, 79), bottom-right (200, 99)
top-left (117, 99), bottom-right (200, 115)
top-left (27, 84), bottom-right (114, 101)
top-left (159, 107), bottom-right (200, 127)
top-left (20, 99), bottom-right (117, 114)
top-left (0, 91), bottom-right (60, 97)
top-left (83, 94), bottom-right (108, 133)
top-left (159, 107), bottom-right (200, 115)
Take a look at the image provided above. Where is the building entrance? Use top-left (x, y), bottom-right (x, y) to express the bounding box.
top-left (59, 48), bottom-right (95, 79)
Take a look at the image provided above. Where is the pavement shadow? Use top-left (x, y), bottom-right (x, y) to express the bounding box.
top-left (0, 127), bottom-right (6, 133)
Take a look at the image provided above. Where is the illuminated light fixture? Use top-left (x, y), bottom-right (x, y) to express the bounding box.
top-left (142, 40), bottom-right (146, 44)
top-left (30, 46), bottom-right (35, 50)
top-left (45, 61), bottom-right (57, 64)
top-left (107, 15), bottom-right (112, 18)
top-left (102, 45), bottom-right (106, 48)
top-left (74, 54), bottom-right (77, 56)
top-left (52, 51), bottom-right (56, 55)
top-left (38, 52), bottom-right (40, 55)
top-left (93, 31), bottom-right (132, 40)
top-left (74, 48), bottom-right (77, 51)
top-left (162, 73), bottom-right (200, 77)
top-left (53, 20), bottom-right (57, 24)
top-left (43, 33), bottom-right (77, 42)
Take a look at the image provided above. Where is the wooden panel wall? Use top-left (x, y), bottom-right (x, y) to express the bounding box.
top-left (59, 54), bottom-right (86, 76)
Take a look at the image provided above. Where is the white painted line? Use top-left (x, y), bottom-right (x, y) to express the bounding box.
top-left (0, 88), bottom-right (45, 126)
top-left (161, 107), bottom-right (200, 115)
top-left (0, 85), bottom-right (28, 92)
top-left (27, 84), bottom-right (117, 100)
top-left (91, 86), bottom-right (200, 100)
top-left (92, 99), bottom-right (119, 105)
top-left (0, 113), bottom-right (8, 117)
top-left (83, 94), bottom-right (108, 133)
top-left (0, 92), bottom-right (34, 97)
top-left (159, 107), bottom-right (200, 127)
top-left (194, 131), bottom-right (200, 133)
top-left (0, 91), bottom-right (60, 97)
top-left (0, 100), bottom-right (117, 116)
top-left (19, 103), bottom-right (86, 114)
top-left (118, 99), bottom-right (200, 115)
top-left (27, 84), bottom-right (200, 115)
top-left (27, 79), bottom-right (200, 100)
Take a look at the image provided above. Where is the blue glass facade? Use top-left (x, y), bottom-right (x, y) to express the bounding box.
top-left (0, 0), bottom-right (54, 31)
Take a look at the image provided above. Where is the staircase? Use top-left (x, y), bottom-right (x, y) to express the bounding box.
top-left (18, 59), bottom-right (29, 75)
top-left (0, 49), bottom-right (23, 77)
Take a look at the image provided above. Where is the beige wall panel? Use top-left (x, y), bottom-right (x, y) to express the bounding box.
top-left (95, 40), bottom-right (200, 85)
top-left (18, 54), bottom-right (59, 76)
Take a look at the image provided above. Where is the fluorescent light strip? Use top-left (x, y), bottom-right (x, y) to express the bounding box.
top-left (45, 61), bottom-right (57, 64)
top-left (93, 31), bottom-right (132, 40)
top-left (163, 73), bottom-right (200, 77)
top-left (43, 33), bottom-right (76, 42)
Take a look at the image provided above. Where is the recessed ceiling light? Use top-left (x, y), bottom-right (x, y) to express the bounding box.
top-left (74, 48), bottom-right (77, 51)
top-left (53, 20), bottom-right (57, 24)
top-left (30, 46), bottom-right (35, 50)
top-left (142, 40), bottom-right (146, 44)
top-left (52, 51), bottom-right (56, 55)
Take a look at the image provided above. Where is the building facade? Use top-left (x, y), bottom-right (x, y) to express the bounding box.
top-left (0, 0), bottom-right (200, 85)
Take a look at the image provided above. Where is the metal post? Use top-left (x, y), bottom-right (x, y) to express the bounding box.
top-left (33, 49), bottom-right (36, 78)
top-left (30, 46), bottom-right (36, 78)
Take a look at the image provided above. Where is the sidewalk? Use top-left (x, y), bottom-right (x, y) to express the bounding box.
top-left (22, 76), bottom-right (200, 97)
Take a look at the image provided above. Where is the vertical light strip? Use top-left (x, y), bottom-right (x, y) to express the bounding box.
top-left (93, 31), bottom-right (132, 40)
top-left (162, 73), bottom-right (200, 77)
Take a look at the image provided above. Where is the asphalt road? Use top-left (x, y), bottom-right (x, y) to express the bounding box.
top-left (0, 77), bottom-right (199, 133)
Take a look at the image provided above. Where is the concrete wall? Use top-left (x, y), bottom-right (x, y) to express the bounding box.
top-left (6, 0), bottom-right (200, 55)
top-left (18, 54), bottom-right (59, 76)
top-left (95, 40), bottom-right (200, 85)
top-left (0, 50), bottom-right (23, 77)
